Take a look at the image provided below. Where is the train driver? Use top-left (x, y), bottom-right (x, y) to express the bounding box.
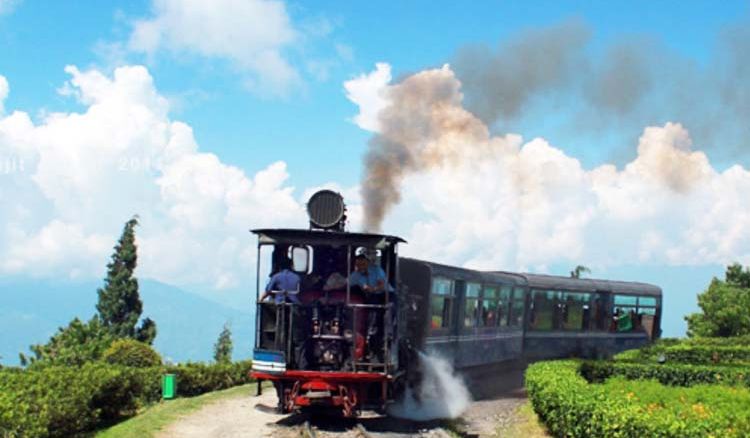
top-left (260, 258), bottom-right (301, 304)
top-left (349, 254), bottom-right (392, 294)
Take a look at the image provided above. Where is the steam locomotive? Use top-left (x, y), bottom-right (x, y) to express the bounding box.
top-left (251, 190), bottom-right (662, 416)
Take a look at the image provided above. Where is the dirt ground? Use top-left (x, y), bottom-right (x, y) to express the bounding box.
top-left (158, 366), bottom-right (530, 438)
top-left (156, 388), bottom-right (281, 438)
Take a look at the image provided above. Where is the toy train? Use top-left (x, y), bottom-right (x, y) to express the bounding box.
top-left (251, 190), bottom-right (662, 416)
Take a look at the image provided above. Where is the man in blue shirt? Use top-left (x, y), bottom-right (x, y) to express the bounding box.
top-left (349, 254), bottom-right (391, 293)
top-left (260, 258), bottom-right (301, 304)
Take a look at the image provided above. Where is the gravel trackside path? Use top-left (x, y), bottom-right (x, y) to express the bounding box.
top-left (157, 365), bottom-right (529, 438)
top-left (156, 387), bottom-right (281, 438)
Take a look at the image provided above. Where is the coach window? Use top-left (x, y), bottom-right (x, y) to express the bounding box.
top-left (637, 296), bottom-right (658, 338)
top-left (430, 277), bottom-right (454, 330)
top-left (464, 282), bottom-right (482, 327)
top-left (561, 292), bottom-right (591, 331)
top-left (498, 285), bottom-right (512, 326)
top-left (530, 290), bottom-right (557, 331)
top-left (481, 285), bottom-right (498, 326)
top-left (613, 294), bottom-right (638, 332)
top-left (509, 288), bottom-right (526, 327)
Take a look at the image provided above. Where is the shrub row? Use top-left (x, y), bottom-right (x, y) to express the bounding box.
top-left (581, 360), bottom-right (750, 388)
top-left (526, 360), bottom-right (750, 437)
top-left (615, 342), bottom-right (750, 365)
top-left (0, 360), bottom-right (253, 438)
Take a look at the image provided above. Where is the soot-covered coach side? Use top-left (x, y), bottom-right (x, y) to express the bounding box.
top-left (516, 273), bottom-right (662, 359)
top-left (399, 259), bottom-right (527, 369)
top-left (400, 258), bottom-right (663, 376)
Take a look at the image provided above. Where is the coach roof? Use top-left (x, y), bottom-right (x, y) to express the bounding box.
top-left (495, 272), bottom-right (662, 297)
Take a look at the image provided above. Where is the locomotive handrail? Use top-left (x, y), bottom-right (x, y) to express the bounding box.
top-left (267, 288), bottom-right (299, 295)
top-left (346, 303), bottom-right (393, 309)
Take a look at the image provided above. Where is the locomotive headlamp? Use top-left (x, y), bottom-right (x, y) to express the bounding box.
top-left (307, 189), bottom-right (347, 231)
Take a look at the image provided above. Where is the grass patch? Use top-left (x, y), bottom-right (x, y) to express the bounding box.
top-left (497, 402), bottom-right (550, 438)
top-left (95, 383), bottom-right (257, 438)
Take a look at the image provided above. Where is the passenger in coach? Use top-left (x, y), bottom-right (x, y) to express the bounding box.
top-left (260, 258), bottom-right (301, 304)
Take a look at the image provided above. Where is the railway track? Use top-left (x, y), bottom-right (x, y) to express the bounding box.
top-left (300, 420), bottom-right (374, 438)
top-left (297, 419), bottom-right (458, 438)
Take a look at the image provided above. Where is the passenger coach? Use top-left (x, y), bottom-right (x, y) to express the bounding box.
top-left (400, 259), bottom-right (662, 368)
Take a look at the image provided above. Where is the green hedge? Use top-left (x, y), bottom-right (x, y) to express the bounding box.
top-left (0, 360), bottom-right (253, 438)
top-left (164, 361), bottom-right (253, 397)
top-left (0, 363), bottom-right (152, 437)
top-left (526, 360), bottom-right (750, 437)
top-left (615, 343), bottom-right (750, 365)
top-left (581, 360), bottom-right (750, 388)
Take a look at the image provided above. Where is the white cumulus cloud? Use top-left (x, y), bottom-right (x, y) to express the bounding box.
top-left (0, 65), bottom-right (305, 288)
top-left (346, 63), bottom-right (750, 272)
top-left (343, 62), bottom-right (391, 132)
top-left (0, 75), bottom-right (8, 114)
top-left (129, 0), bottom-right (301, 96)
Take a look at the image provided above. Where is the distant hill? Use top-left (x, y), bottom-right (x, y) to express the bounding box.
top-left (0, 277), bottom-right (254, 366)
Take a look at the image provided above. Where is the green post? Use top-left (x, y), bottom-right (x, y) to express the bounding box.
top-left (162, 374), bottom-right (177, 400)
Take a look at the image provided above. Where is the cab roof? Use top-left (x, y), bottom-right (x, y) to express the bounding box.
top-left (251, 228), bottom-right (406, 249)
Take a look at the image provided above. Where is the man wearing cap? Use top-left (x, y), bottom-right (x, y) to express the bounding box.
top-left (349, 253), bottom-right (394, 363)
top-left (349, 254), bottom-right (390, 294)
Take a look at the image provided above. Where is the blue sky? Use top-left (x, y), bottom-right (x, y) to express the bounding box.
top-left (1, 0), bottom-right (750, 337)
top-left (2, 1), bottom-right (748, 188)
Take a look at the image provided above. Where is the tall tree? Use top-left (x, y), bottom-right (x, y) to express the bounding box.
top-left (726, 263), bottom-right (750, 288)
top-left (685, 263), bottom-right (750, 337)
top-left (570, 265), bottom-right (591, 279)
top-left (96, 216), bottom-right (156, 343)
top-left (213, 323), bottom-right (233, 364)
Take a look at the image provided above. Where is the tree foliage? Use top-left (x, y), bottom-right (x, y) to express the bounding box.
top-left (570, 265), bottom-right (591, 279)
top-left (95, 215), bottom-right (156, 343)
top-left (685, 263), bottom-right (750, 338)
top-left (23, 216), bottom-right (159, 368)
top-left (23, 318), bottom-right (115, 367)
top-left (213, 323), bottom-right (233, 364)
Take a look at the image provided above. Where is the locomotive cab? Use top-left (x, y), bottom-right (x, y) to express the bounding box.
top-left (251, 191), bottom-right (406, 416)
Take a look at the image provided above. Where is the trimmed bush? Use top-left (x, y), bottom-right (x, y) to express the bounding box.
top-left (526, 360), bottom-right (750, 437)
top-left (581, 360), bottom-right (750, 388)
top-left (102, 339), bottom-right (162, 368)
top-left (0, 360), bottom-right (253, 437)
top-left (0, 363), bottom-right (146, 438)
top-left (166, 360), bottom-right (253, 397)
top-left (615, 342), bottom-right (750, 365)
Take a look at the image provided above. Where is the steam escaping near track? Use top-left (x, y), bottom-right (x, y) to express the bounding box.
top-left (388, 352), bottom-right (472, 421)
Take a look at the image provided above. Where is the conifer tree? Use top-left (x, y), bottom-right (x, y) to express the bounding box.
top-left (213, 323), bottom-right (233, 364)
top-left (96, 216), bottom-right (156, 343)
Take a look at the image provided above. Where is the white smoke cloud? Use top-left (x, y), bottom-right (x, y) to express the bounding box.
top-left (128, 0), bottom-right (303, 96)
top-left (0, 65), bottom-right (305, 288)
top-left (346, 63), bottom-right (750, 270)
